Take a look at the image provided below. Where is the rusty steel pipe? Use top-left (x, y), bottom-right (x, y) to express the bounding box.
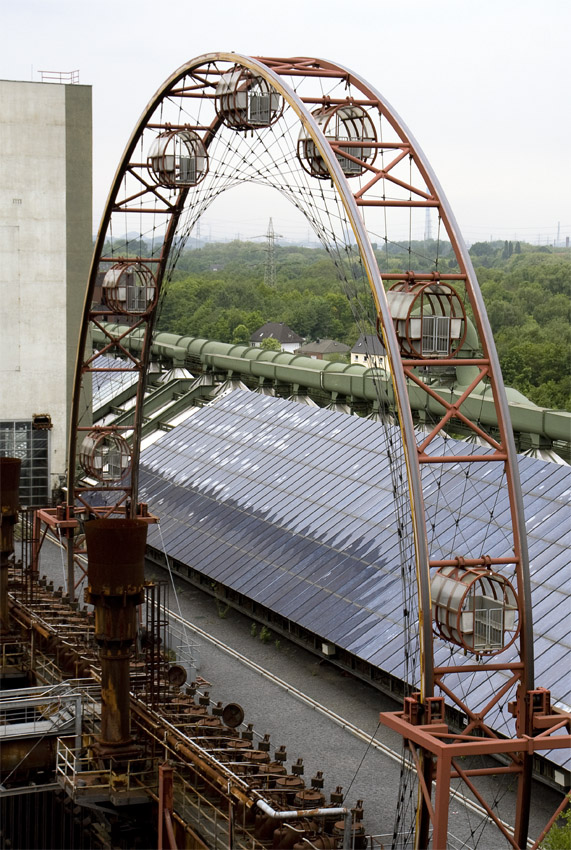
top-left (255, 799), bottom-right (352, 850)
top-left (85, 518), bottom-right (147, 751)
top-left (158, 762), bottom-right (175, 850)
top-left (0, 458), bottom-right (21, 634)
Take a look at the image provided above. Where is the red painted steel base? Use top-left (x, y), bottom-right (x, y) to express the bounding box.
top-left (380, 691), bottom-right (571, 849)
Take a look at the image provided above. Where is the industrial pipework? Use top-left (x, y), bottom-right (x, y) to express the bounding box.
top-left (84, 518), bottom-right (147, 755)
top-left (92, 323), bottom-right (571, 449)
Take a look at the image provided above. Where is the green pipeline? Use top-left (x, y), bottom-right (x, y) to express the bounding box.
top-left (94, 324), bottom-right (571, 445)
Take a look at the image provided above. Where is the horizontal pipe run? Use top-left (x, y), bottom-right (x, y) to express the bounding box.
top-left (92, 324), bottom-right (571, 445)
top-left (255, 799), bottom-right (352, 850)
top-left (255, 798), bottom-right (348, 819)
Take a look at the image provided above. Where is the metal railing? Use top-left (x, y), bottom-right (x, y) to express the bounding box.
top-left (0, 683), bottom-right (81, 748)
top-left (171, 766), bottom-right (266, 850)
top-left (39, 70), bottom-right (79, 84)
top-left (56, 740), bottom-right (157, 805)
top-left (0, 642), bottom-right (26, 674)
top-left (33, 651), bottom-right (66, 685)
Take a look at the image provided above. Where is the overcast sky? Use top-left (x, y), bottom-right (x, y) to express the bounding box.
top-left (2, 0), bottom-right (570, 246)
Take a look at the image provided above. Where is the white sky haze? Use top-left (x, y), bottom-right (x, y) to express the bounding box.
top-left (2, 0), bottom-right (569, 245)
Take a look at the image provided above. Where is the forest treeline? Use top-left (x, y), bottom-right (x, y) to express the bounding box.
top-left (153, 239), bottom-right (571, 411)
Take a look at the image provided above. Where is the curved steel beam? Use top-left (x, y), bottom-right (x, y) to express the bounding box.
top-left (66, 54), bottom-right (534, 847)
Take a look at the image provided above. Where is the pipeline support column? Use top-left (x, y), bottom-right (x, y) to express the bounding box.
top-left (84, 518), bottom-right (147, 755)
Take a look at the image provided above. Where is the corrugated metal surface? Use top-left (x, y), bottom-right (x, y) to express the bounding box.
top-left (139, 390), bottom-right (570, 767)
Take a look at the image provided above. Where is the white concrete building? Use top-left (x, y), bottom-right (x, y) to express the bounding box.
top-left (350, 333), bottom-right (388, 370)
top-left (0, 79), bottom-right (92, 503)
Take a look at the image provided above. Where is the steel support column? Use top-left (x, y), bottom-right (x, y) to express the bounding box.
top-left (84, 518), bottom-right (147, 754)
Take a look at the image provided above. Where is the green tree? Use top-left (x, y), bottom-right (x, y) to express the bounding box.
top-left (260, 337), bottom-right (282, 351)
top-left (232, 324), bottom-right (250, 345)
top-left (541, 797), bottom-right (571, 849)
top-left (153, 238), bottom-right (571, 411)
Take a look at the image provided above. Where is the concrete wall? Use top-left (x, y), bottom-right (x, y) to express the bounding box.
top-left (0, 79), bottom-right (92, 497)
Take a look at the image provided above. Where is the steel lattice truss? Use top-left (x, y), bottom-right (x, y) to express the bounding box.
top-left (33, 54), bottom-right (570, 849)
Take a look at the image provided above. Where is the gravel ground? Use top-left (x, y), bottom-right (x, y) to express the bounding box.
top-left (27, 537), bottom-right (565, 847)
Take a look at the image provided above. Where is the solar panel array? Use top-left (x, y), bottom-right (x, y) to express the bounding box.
top-left (92, 354), bottom-right (139, 413)
top-left (139, 390), bottom-right (570, 769)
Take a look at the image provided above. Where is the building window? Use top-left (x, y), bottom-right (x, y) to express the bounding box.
top-left (0, 421), bottom-right (49, 506)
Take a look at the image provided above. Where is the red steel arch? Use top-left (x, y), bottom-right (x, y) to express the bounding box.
top-left (57, 54), bottom-right (569, 849)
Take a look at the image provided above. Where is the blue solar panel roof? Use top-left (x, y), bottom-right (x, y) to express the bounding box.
top-left (139, 390), bottom-right (570, 768)
top-left (92, 354), bottom-right (139, 412)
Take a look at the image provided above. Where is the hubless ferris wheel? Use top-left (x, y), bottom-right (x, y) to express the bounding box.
top-left (38, 54), bottom-right (570, 848)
